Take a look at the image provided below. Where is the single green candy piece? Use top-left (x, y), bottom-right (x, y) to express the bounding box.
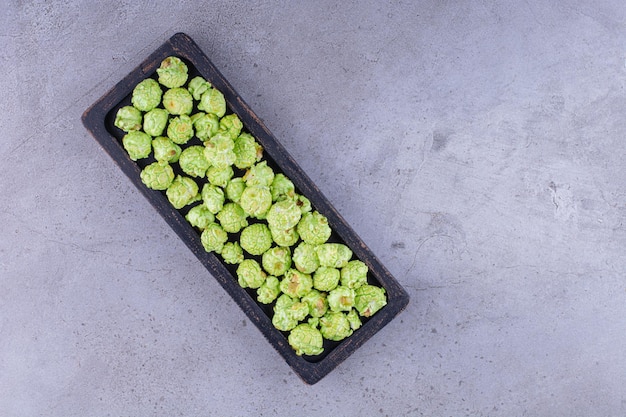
top-left (233, 133), bottom-right (263, 169)
top-left (266, 197), bottom-right (301, 231)
top-left (157, 56), bottom-right (188, 88)
top-left (143, 108), bottom-right (169, 137)
top-left (292, 242), bottom-right (320, 274)
top-left (257, 275), bottom-right (280, 304)
top-left (272, 310), bottom-right (298, 332)
top-left (219, 114), bottom-right (243, 139)
top-left (122, 130), bottom-right (151, 161)
top-left (319, 311), bottom-right (353, 341)
top-left (273, 294), bottom-right (309, 325)
top-left (340, 260), bottom-right (368, 289)
top-left (313, 266), bottom-right (340, 292)
top-left (301, 289), bottom-right (328, 318)
top-left (288, 323), bottom-right (324, 356)
top-left (132, 78), bottom-right (162, 111)
top-left (162, 87), bottom-right (193, 115)
top-left (261, 246), bottom-right (291, 276)
top-left (297, 211), bottom-right (332, 245)
top-left (166, 175), bottom-right (199, 209)
top-left (198, 88), bottom-right (226, 117)
top-left (346, 308), bottom-right (362, 330)
top-left (244, 161), bottom-right (275, 187)
top-left (167, 115), bottom-right (194, 144)
top-left (206, 165), bottom-right (234, 188)
top-left (152, 136), bottom-right (181, 163)
top-left (216, 202), bottom-right (248, 233)
top-left (269, 225), bottom-right (299, 247)
top-left (201, 183), bottom-right (225, 214)
top-left (327, 286), bottom-right (356, 312)
top-left (354, 285), bottom-right (387, 317)
top-left (280, 268), bottom-right (313, 298)
top-left (200, 223), bottom-right (228, 254)
top-left (179, 145), bottom-right (209, 178)
top-left (115, 106), bottom-right (142, 132)
top-left (220, 241), bottom-right (244, 265)
top-left (140, 162), bottom-right (174, 190)
top-left (295, 194), bottom-right (312, 214)
top-left (187, 76), bottom-right (211, 100)
top-left (185, 204), bottom-right (215, 230)
top-left (239, 223), bottom-right (273, 256)
top-left (316, 243), bottom-right (353, 268)
top-left (225, 177), bottom-right (246, 203)
top-left (204, 132), bottom-right (236, 169)
top-left (270, 174), bottom-right (295, 202)
top-left (236, 259), bottom-right (266, 289)
top-left (239, 186), bottom-right (272, 219)
top-left (192, 112), bottom-right (219, 142)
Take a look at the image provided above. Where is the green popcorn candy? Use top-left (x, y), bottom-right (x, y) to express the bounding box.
top-left (346, 308), bottom-right (362, 331)
top-left (198, 87), bottom-right (226, 117)
top-left (244, 161), bottom-right (275, 187)
top-left (200, 222), bottom-right (228, 254)
top-left (201, 184), bottom-right (225, 214)
top-left (316, 243), bottom-right (353, 268)
top-left (187, 76), bottom-right (211, 100)
top-left (233, 133), bottom-right (263, 169)
top-left (157, 56), bottom-right (188, 88)
top-left (313, 266), bottom-right (340, 292)
top-left (270, 173), bottom-right (295, 202)
top-left (122, 130), bottom-right (151, 161)
top-left (185, 204), bottom-right (215, 230)
top-left (327, 286), bottom-right (356, 312)
top-left (143, 108), bottom-right (169, 137)
top-left (295, 194), bottom-right (312, 214)
top-left (162, 87), bottom-right (193, 115)
top-left (204, 132), bottom-right (236, 169)
top-left (266, 197), bottom-right (301, 231)
top-left (192, 112), bottom-right (219, 142)
top-left (272, 294), bottom-right (309, 331)
top-left (272, 310), bottom-right (298, 332)
top-left (257, 275), bottom-right (280, 304)
top-left (340, 260), bottom-right (369, 289)
top-left (261, 246), bottom-right (291, 276)
top-left (216, 202), bottom-right (248, 233)
top-left (319, 311), bottom-right (353, 341)
top-left (301, 289), bottom-right (328, 318)
top-left (152, 136), bottom-right (181, 163)
top-left (206, 165), bottom-right (234, 188)
top-left (239, 223), bottom-right (273, 256)
top-left (220, 241), bottom-right (244, 265)
top-left (239, 186), bottom-right (272, 219)
top-left (115, 106), bottom-right (142, 132)
top-left (354, 285), bottom-right (387, 317)
top-left (269, 225), bottom-right (299, 247)
top-left (236, 259), bottom-right (266, 289)
top-left (292, 242), bottom-right (320, 274)
top-left (140, 162), bottom-right (174, 190)
top-left (297, 211), bottom-right (332, 245)
top-left (218, 114), bottom-right (243, 139)
top-left (132, 78), bottom-right (162, 111)
top-left (280, 268), bottom-right (313, 298)
top-left (288, 323), bottom-right (324, 356)
top-left (167, 115), bottom-right (194, 144)
top-left (225, 177), bottom-right (246, 203)
top-left (166, 175), bottom-right (200, 209)
top-left (179, 145), bottom-right (209, 178)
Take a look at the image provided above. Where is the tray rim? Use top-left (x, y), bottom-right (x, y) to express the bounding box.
top-left (81, 32), bottom-right (409, 385)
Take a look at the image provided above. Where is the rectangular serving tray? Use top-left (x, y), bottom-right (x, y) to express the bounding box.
top-left (82, 32), bottom-right (409, 384)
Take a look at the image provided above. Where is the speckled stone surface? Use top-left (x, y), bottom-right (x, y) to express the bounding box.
top-left (1, 1), bottom-right (625, 416)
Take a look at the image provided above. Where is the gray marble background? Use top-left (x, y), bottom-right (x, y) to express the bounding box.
top-left (1, 1), bottom-right (625, 416)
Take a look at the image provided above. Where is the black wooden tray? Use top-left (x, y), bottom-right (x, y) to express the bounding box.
top-left (81, 32), bottom-right (409, 384)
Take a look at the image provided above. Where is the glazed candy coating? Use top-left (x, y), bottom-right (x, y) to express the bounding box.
top-left (266, 197), bottom-right (301, 231)
top-left (297, 211), bottom-right (332, 245)
top-left (315, 243), bottom-right (353, 268)
top-left (140, 162), bottom-right (174, 190)
top-left (244, 161), bottom-right (275, 187)
top-left (225, 177), bottom-right (246, 203)
top-left (354, 285), bottom-right (387, 317)
top-left (166, 175), bottom-right (199, 209)
top-left (167, 115), bottom-right (194, 144)
top-left (162, 87), bottom-right (193, 115)
top-left (216, 202), bottom-right (248, 234)
top-left (187, 76), bottom-right (211, 100)
top-left (270, 173), bottom-right (295, 202)
top-left (292, 242), bottom-right (320, 274)
top-left (272, 294), bottom-right (309, 331)
top-left (156, 56), bottom-right (188, 88)
top-left (236, 259), bottom-right (266, 289)
top-left (122, 130), bottom-right (151, 161)
top-left (179, 145), bottom-right (210, 178)
top-left (220, 241), bottom-right (244, 265)
top-left (200, 222), bottom-right (228, 254)
top-left (279, 268), bottom-right (313, 298)
top-left (327, 286), bottom-right (356, 312)
top-left (218, 113), bottom-right (243, 139)
top-left (198, 87), bottom-right (226, 117)
top-left (132, 78), bottom-right (162, 111)
top-left (206, 165), bottom-right (234, 188)
top-left (313, 266), bottom-right (340, 292)
top-left (115, 106), bottom-right (142, 132)
top-left (239, 223), bottom-right (273, 256)
top-left (288, 323), bottom-right (324, 356)
top-left (233, 133), bottom-right (263, 169)
top-left (143, 108), bottom-right (169, 137)
top-left (269, 225), bottom-right (299, 247)
top-left (319, 311), bottom-right (353, 341)
top-left (201, 183), bottom-right (225, 214)
top-left (204, 132), bottom-right (236, 169)
top-left (185, 204), bottom-right (215, 230)
top-left (239, 186), bottom-right (272, 219)
top-left (340, 260), bottom-right (369, 289)
top-left (257, 275), bottom-right (281, 304)
top-left (192, 112), bottom-right (219, 142)
top-left (261, 246), bottom-right (292, 276)
top-left (346, 309), bottom-right (362, 330)
top-left (301, 289), bottom-right (328, 318)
